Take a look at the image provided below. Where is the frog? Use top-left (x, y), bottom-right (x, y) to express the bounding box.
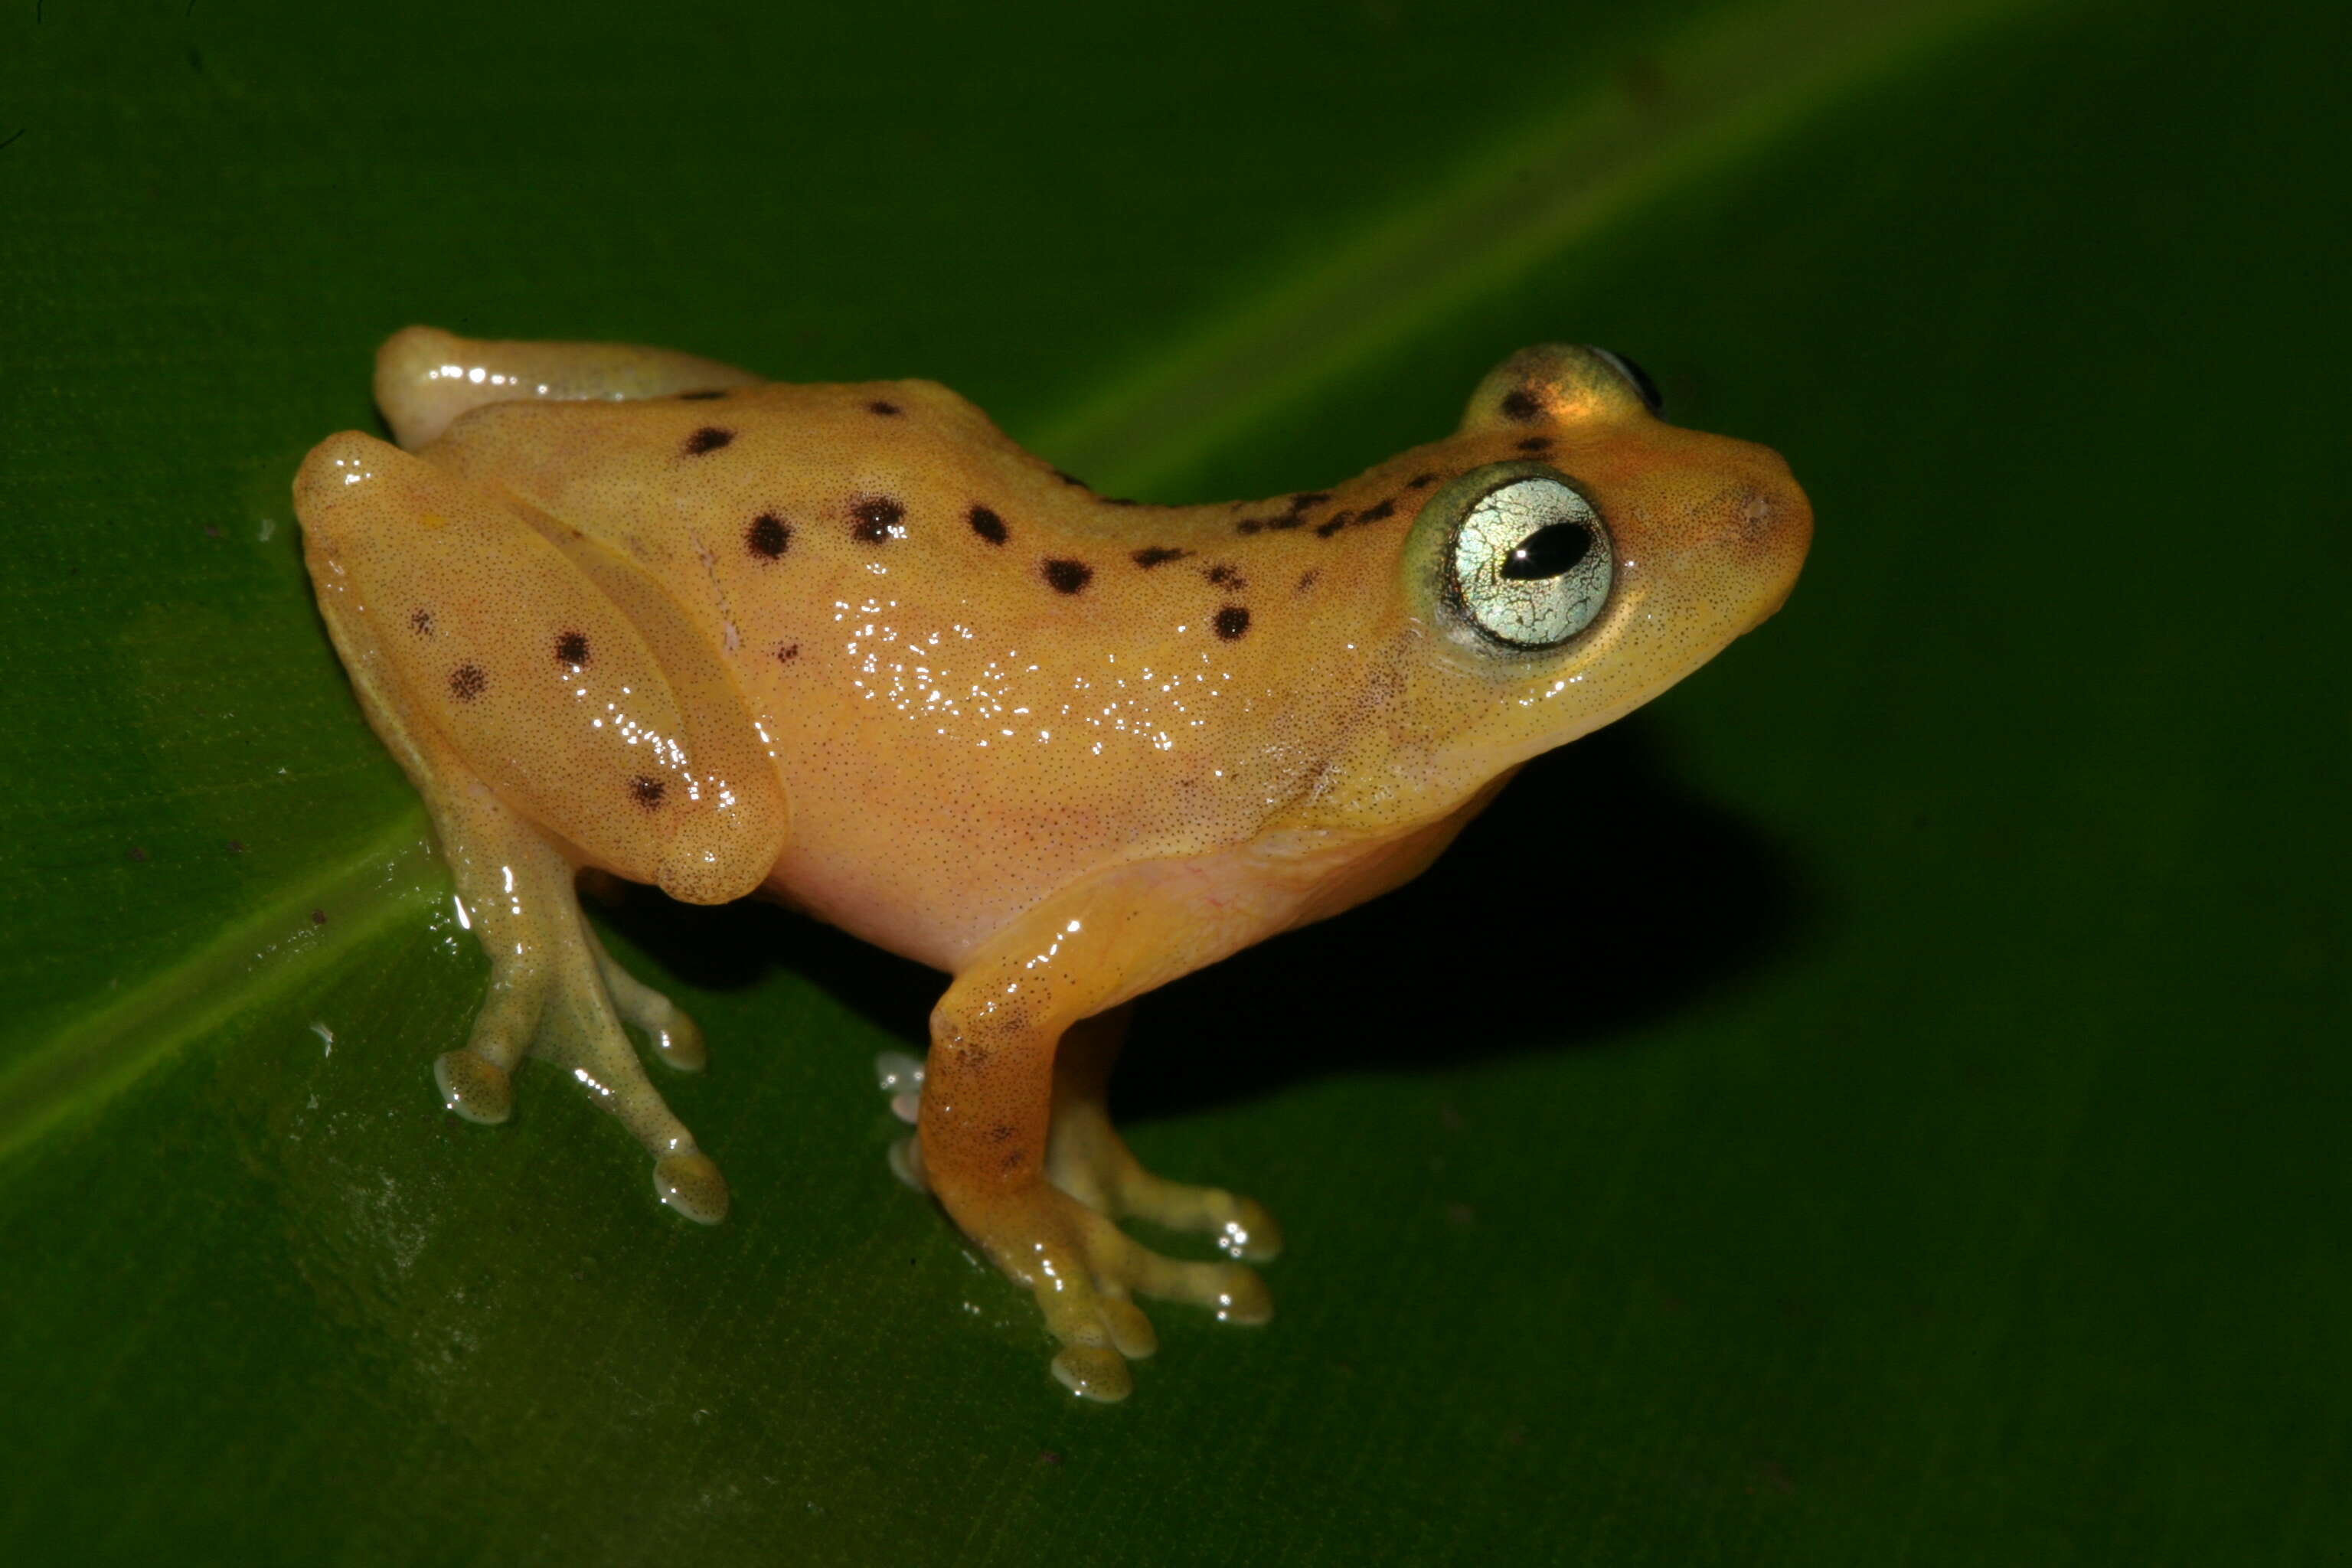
top-left (292, 325), bottom-right (1811, 1401)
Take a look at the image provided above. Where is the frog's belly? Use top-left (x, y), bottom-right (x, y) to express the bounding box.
top-left (759, 740), bottom-right (1198, 975)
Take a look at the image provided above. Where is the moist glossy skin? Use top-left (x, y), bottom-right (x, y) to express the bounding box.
top-left (293, 325), bottom-right (1811, 1401)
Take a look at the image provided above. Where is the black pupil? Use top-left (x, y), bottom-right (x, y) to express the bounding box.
top-left (1501, 521), bottom-right (1592, 580)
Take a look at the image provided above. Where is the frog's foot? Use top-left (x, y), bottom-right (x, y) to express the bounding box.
top-left (432, 862), bottom-right (728, 1224)
top-left (949, 1181), bottom-right (1272, 1403)
top-left (397, 768), bottom-right (727, 1224)
top-left (585, 922), bottom-right (707, 1073)
top-left (1045, 1098), bottom-right (1282, 1263)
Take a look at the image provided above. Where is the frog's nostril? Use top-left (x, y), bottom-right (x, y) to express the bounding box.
top-left (1734, 481), bottom-right (1811, 557)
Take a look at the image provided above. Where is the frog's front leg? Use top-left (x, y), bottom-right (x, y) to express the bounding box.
top-left (922, 889), bottom-right (1277, 1403)
top-left (1046, 1005), bottom-right (1282, 1263)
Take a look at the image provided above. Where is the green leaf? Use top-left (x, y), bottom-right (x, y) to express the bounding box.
top-left (5, 0), bottom-right (2346, 1562)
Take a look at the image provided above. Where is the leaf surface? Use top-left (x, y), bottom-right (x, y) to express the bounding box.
top-left (3, 2), bottom-right (2345, 1562)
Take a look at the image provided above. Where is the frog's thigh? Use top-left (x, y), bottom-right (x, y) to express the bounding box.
top-left (1046, 1007), bottom-right (1282, 1263)
top-left (296, 431), bottom-right (786, 906)
top-left (376, 325), bottom-right (766, 449)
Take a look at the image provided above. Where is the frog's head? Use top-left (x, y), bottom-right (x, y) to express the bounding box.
top-left (1334, 345), bottom-right (1811, 815)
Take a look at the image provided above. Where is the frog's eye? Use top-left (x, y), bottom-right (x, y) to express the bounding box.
top-left (1590, 348), bottom-right (1663, 416)
top-left (1449, 473), bottom-right (1614, 649)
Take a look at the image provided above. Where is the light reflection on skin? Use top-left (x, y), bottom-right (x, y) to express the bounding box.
top-left (430, 362), bottom-right (548, 396)
top-left (828, 599), bottom-right (1242, 760)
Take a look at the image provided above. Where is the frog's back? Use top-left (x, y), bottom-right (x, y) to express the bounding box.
top-left (418, 383), bottom-right (1399, 965)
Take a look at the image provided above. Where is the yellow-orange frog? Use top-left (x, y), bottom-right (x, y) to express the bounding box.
top-left (295, 327), bottom-right (1810, 1400)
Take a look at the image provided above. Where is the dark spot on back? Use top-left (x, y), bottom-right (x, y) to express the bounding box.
top-left (1296, 568), bottom-right (1320, 593)
top-left (1053, 469), bottom-right (1090, 489)
top-left (1289, 492), bottom-right (1330, 511)
top-left (408, 607), bottom-right (434, 636)
top-left (1264, 514), bottom-right (1306, 531)
top-left (868, 400), bottom-right (901, 416)
top-left (777, 642), bottom-right (800, 663)
top-left (1213, 606), bottom-right (1251, 641)
top-left (1500, 389), bottom-right (1542, 423)
top-left (449, 663), bottom-right (488, 701)
top-left (968, 505), bottom-right (1009, 544)
top-left (1236, 519), bottom-right (1264, 535)
top-left (1357, 498), bottom-right (1396, 523)
top-left (1042, 558), bottom-right (1093, 594)
top-left (746, 512), bottom-right (790, 559)
top-left (1314, 510), bottom-right (1356, 539)
top-left (554, 631), bottom-right (590, 671)
top-left (1132, 545), bottom-right (1188, 568)
top-left (1205, 563), bottom-right (1245, 590)
top-left (1517, 436), bottom-right (1553, 452)
top-left (1408, 472), bottom-right (1438, 488)
top-left (676, 390), bottom-right (727, 401)
top-left (851, 495), bottom-right (906, 543)
top-left (684, 426), bottom-right (734, 455)
top-left (629, 775), bottom-right (666, 810)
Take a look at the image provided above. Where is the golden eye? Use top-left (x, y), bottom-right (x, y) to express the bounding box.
top-left (1450, 475), bottom-right (1612, 648)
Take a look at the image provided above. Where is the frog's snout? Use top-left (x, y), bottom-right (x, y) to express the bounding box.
top-left (1726, 453), bottom-right (1812, 629)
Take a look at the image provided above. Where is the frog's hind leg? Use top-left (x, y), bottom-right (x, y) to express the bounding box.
top-left (296, 432), bottom-right (789, 1223)
top-left (426, 767), bottom-right (731, 1224)
top-left (375, 325), bottom-right (766, 449)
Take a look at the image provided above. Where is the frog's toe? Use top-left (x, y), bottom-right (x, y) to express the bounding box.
top-left (1095, 1168), bottom-right (1282, 1263)
top-left (1036, 1285), bottom-right (1154, 1403)
top-left (433, 1049), bottom-right (514, 1124)
top-left (1123, 1249), bottom-right (1272, 1326)
top-left (589, 926), bottom-right (707, 1073)
top-left (653, 1147), bottom-right (730, 1224)
top-left (1050, 1344), bottom-right (1135, 1403)
top-left (1035, 1235), bottom-right (1260, 1400)
top-left (1046, 1104), bottom-right (1284, 1262)
top-left (1224, 1196), bottom-right (1282, 1263)
top-left (537, 978), bottom-right (724, 1222)
top-left (433, 972), bottom-right (544, 1122)
top-left (1099, 1293), bottom-right (1160, 1358)
top-left (1127, 1184), bottom-right (1279, 1262)
top-left (645, 1012), bottom-right (707, 1073)
top-left (1070, 1204), bottom-right (1269, 1333)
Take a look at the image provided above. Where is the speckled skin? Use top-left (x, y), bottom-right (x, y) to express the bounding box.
top-left (293, 326), bottom-right (1811, 1400)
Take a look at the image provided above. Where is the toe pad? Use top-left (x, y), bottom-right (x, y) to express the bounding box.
top-left (654, 1149), bottom-right (730, 1224)
top-left (435, 1051), bottom-right (513, 1124)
